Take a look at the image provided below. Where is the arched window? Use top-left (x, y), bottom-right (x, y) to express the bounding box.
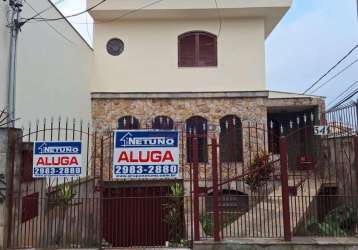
top-left (152, 116), bottom-right (174, 130)
top-left (220, 115), bottom-right (243, 162)
top-left (178, 31), bottom-right (217, 67)
top-left (186, 116), bottom-right (208, 163)
top-left (118, 116), bottom-right (140, 129)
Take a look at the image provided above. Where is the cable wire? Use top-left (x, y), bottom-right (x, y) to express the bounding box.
top-left (327, 80), bottom-right (358, 106)
top-left (214, 0), bottom-right (222, 37)
top-left (24, 0), bottom-right (77, 45)
top-left (22, 0), bottom-right (83, 23)
top-left (303, 44), bottom-right (358, 94)
top-left (309, 57), bottom-right (358, 93)
top-left (27, 0), bottom-right (166, 25)
top-left (328, 86), bottom-right (358, 111)
top-left (24, 0), bottom-right (106, 23)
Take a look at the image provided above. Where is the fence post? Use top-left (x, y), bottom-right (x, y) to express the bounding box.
top-left (354, 136), bottom-right (358, 196)
top-left (99, 136), bottom-right (104, 247)
top-left (0, 128), bottom-right (22, 249)
top-left (192, 138), bottom-right (200, 241)
top-left (279, 136), bottom-right (292, 241)
top-left (211, 138), bottom-right (220, 241)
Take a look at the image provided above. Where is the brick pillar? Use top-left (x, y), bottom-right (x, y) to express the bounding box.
top-left (0, 128), bottom-right (22, 248)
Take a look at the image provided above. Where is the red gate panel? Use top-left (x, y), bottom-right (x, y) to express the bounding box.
top-left (102, 184), bottom-right (171, 247)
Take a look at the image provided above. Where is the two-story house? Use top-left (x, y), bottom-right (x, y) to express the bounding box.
top-left (87, 1), bottom-right (325, 246)
top-left (89, 0), bottom-right (323, 161)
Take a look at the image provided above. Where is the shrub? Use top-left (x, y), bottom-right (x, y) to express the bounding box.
top-left (244, 151), bottom-right (274, 191)
top-left (163, 183), bottom-right (187, 247)
top-left (306, 206), bottom-right (356, 236)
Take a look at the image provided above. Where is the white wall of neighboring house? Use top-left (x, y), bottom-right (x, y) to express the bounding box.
top-left (92, 18), bottom-right (266, 92)
top-left (0, 0), bottom-right (93, 126)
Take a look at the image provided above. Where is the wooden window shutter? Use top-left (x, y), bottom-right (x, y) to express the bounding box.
top-left (179, 34), bottom-right (196, 67)
top-left (198, 33), bottom-right (217, 66)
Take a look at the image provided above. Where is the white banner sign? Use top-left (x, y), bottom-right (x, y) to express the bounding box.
top-left (112, 130), bottom-right (180, 179)
top-left (33, 141), bottom-right (82, 177)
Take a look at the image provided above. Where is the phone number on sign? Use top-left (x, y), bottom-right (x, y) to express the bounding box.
top-left (33, 167), bottom-right (81, 176)
top-left (114, 165), bottom-right (178, 176)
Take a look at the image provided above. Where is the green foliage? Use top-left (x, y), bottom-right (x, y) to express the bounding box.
top-left (200, 213), bottom-right (214, 236)
top-left (200, 212), bottom-right (238, 236)
top-left (51, 184), bottom-right (78, 245)
top-left (53, 184), bottom-right (76, 209)
top-left (306, 206), bottom-right (356, 236)
top-left (163, 183), bottom-right (187, 247)
top-left (244, 151), bottom-right (273, 190)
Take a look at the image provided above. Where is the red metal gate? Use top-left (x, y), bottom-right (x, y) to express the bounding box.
top-left (102, 182), bottom-right (175, 247)
top-left (6, 120), bottom-right (192, 249)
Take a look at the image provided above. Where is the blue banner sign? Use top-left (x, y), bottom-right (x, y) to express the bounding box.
top-left (33, 141), bottom-right (82, 177)
top-left (113, 130), bottom-right (180, 179)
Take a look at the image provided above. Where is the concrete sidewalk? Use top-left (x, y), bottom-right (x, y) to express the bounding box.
top-left (194, 237), bottom-right (358, 250)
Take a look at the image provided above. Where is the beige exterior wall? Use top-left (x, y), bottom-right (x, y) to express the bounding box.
top-left (92, 18), bottom-right (266, 93)
top-left (88, 0), bottom-right (291, 37)
top-left (0, 0), bottom-right (93, 126)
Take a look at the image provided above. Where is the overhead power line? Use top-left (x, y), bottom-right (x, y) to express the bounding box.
top-left (303, 44), bottom-right (358, 94)
top-left (309, 57), bottom-right (358, 94)
top-left (96, 0), bottom-right (166, 24)
top-left (24, 2), bottom-right (57, 21)
top-left (23, 0), bottom-right (170, 45)
top-left (327, 80), bottom-right (358, 106)
top-left (214, 0), bottom-right (222, 37)
top-left (328, 85), bottom-right (358, 111)
top-left (26, 0), bottom-right (166, 25)
top-left (24, 0), bottom-right (107, 23)
top-left (24, 0), bottom-right (77, 45)
top-left (25, 0), bottom-right (222, 39)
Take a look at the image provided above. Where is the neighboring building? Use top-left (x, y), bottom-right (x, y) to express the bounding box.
top-left (0, 0), bottom-right (93, 125)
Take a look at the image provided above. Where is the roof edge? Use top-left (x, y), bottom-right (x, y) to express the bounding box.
top-left (91, 91), bottom-right (269, 99)
top-left (47, 0), bottom-right (93, 51)
top-left (268, 90), bottom-right (326, 99)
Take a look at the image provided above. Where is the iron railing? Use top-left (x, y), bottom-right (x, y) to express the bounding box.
top-left (5, 111), bottom-right (358, 249)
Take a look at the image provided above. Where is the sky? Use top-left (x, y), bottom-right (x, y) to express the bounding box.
top-left (266, 0), bottom-right (358, 108)
top-left (53, 0), bottom-right (358, 109)
top-left (51, 0), bottom-right (94, 45)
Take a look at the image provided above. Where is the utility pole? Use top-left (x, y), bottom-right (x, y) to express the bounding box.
top-left (4, 0), bottom-right (24, 127)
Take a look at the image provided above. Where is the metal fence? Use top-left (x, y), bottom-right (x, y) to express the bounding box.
top-left (6, 107), bottom-right (358, 249)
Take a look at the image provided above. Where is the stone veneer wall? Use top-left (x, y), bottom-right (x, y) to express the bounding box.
top-left (91, 93), bottom-right (325, 193)
top-left (92, 94), bottom-right (325, 133)
top-left (92, 97), bottom-right (268, 132)
top-left (91, 95), bottom-right (267, 185)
